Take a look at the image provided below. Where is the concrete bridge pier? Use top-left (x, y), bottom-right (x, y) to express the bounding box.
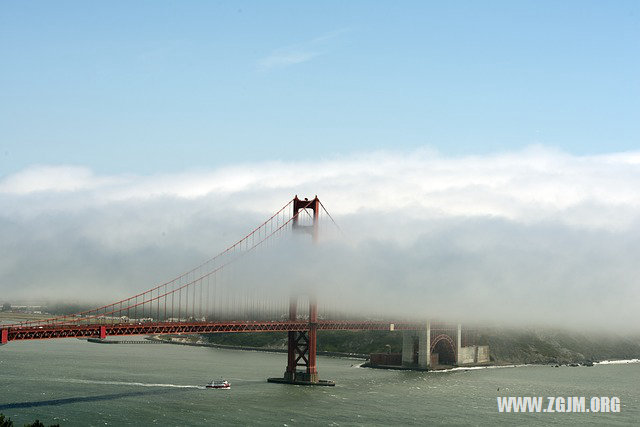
top-left (401, 322), bottom-right (431, 370)
top-left (401, 331), bottom-right (414, 366)
top-left (456, 323), bottom-right (462, 366)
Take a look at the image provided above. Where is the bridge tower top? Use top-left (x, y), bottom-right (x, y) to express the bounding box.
top-left (292, 195), bottom-right (320, 242)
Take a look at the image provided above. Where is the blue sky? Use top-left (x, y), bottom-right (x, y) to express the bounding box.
top-left (1, 1), bottom-right (638, 175)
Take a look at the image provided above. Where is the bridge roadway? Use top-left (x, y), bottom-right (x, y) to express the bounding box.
top-left (2, 320), bottom-right (425, 343)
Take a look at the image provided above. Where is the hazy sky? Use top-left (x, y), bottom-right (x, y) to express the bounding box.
top-left (1, 2), bottom-right (639, 329)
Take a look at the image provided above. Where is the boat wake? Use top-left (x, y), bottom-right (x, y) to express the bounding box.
top-left (57, 378), bottom-right (204, 389)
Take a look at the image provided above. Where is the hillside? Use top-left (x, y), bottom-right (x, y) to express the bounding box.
top-left (479, 328), bottom-right (640, 364)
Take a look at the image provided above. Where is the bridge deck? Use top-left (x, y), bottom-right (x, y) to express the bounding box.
top-left (2, 320), bottom-right (425, 343)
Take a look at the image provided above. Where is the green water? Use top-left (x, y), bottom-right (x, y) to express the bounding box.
top-left (1, 338), bottom-right (638, 425)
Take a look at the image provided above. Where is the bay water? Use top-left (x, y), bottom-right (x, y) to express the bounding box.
top-left (1, 338), bottom-right (638, 425)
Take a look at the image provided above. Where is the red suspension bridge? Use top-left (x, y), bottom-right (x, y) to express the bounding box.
top-left (1, 196), bottom-right (467, 385)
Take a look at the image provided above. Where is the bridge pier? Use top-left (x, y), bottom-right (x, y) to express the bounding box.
top-left (1, 329), bottom-right (7, 345)
top-left (402, 331), bottom-right (416, 365)
top-left (456, 323), bottom-right (462, 365)
top-left (401, 322), bottom-right (431, 370)
top-left (268, 296), bottom-right (334, 386)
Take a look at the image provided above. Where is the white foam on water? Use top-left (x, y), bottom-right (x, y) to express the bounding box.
top-left (595, 359), bottom-right (640, 365)
top-left (429, 364), bottom-right (530, 373)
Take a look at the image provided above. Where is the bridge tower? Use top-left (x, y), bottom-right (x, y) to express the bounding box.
top-left (268, 196), bottom-right (334, 386)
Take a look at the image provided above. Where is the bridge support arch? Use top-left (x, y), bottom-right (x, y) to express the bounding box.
top-left (400, 322), bottom-right (474, 369)
top-left (430, 333), bottom-right (457, 365)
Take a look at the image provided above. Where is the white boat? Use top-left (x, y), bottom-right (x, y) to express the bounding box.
top-left (205, 379), bottom-right (231, 389)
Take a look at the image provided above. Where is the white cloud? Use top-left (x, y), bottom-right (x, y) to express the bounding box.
top-left (259, 50), bottom-right (320, 69)
top-left (0, 165), bottom-right (124, 194)
top-left (2, 147), bottom-right (639, 230)
top-left (258, 29), bottom-right (347, 70)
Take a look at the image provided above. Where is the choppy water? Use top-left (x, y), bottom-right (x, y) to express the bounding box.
top-left (1, 338), bottom-right (638, 425)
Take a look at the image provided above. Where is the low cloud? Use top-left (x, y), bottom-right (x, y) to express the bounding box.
top-left (1, 146), bottom-right (639, 331)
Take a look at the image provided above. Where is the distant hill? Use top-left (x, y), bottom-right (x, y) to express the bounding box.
top-left (479, 328), bottom-right (640, 364)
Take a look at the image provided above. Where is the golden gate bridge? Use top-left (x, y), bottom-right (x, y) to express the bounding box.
top-left (1, 196), bottom-right (474, 385)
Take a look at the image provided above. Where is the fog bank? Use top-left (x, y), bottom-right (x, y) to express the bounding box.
top-left (1, 147), bottom-right (639, 331)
